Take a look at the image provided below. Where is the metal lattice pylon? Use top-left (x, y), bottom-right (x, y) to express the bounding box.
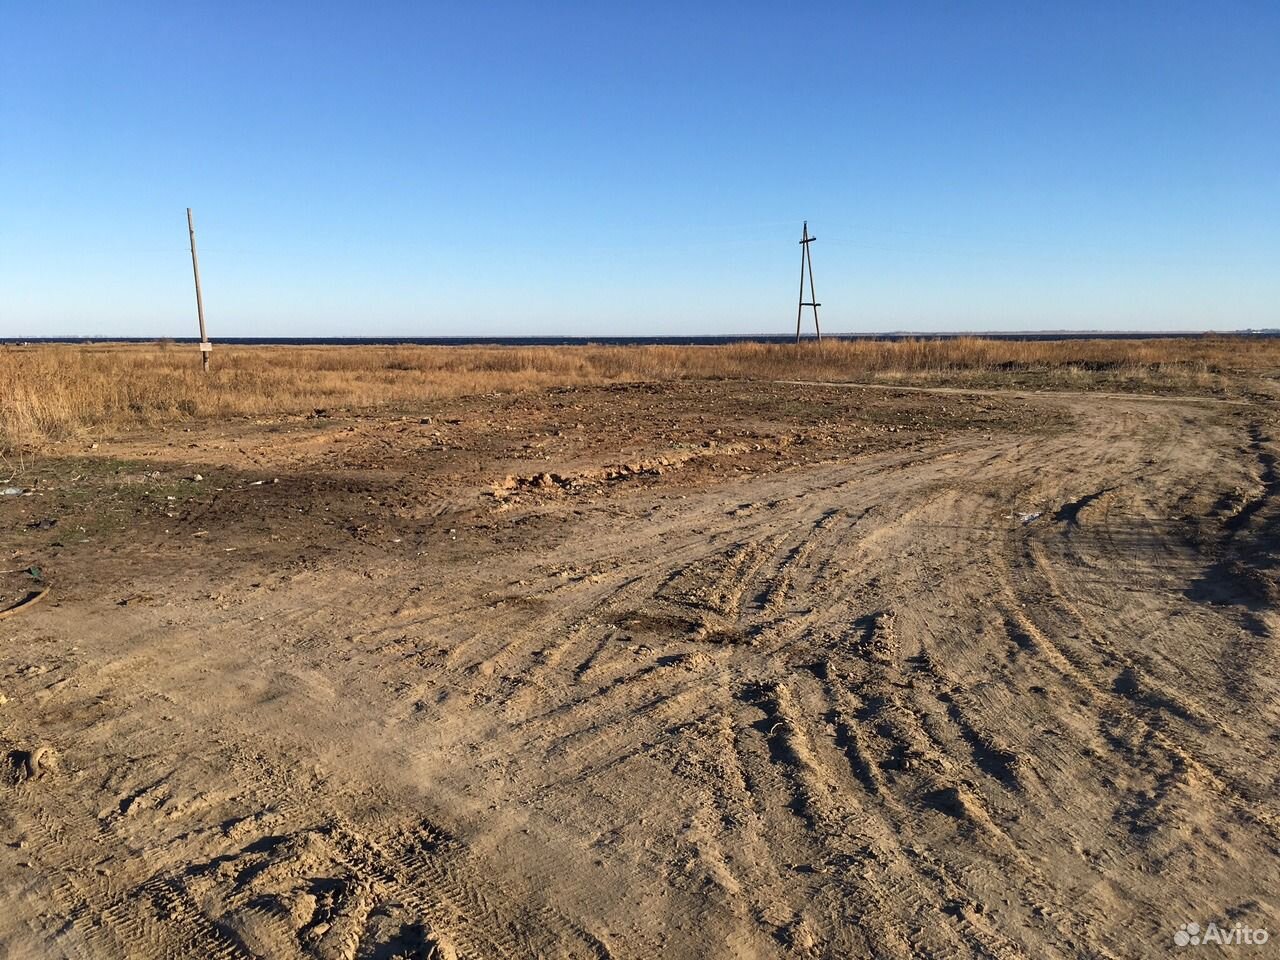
top-left (795, 220), bottom-right (820, 343)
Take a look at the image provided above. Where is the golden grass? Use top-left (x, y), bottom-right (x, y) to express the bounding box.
top-left (2, 337), bottom-right (1275, 451)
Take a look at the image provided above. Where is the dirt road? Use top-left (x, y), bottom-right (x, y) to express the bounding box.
top-left (1, 381), bottom-right (1276, 958)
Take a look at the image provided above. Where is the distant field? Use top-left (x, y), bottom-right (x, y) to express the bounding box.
top-left (3, 336), bottom-right (1277, 449)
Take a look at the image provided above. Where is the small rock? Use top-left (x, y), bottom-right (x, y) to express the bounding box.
top-left (15, 745), bottom-right (52, 781)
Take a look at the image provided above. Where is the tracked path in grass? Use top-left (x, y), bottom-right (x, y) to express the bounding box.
top-left (2, 383), bottom-right (1276, 959)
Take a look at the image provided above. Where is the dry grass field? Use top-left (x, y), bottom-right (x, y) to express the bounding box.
top-left (3, 336), bottom-right (1275, 452)
top-left (1, 339), bottom-right (1278, 959)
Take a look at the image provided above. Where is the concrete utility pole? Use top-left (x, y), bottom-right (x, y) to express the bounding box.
top-left (186, 207), bottom-right (212, 372)
top-left (795, 221), bottom-right (821, 343)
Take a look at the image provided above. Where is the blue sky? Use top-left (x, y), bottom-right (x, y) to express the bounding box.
top-left (1, 2), bottom-right (1277, 337)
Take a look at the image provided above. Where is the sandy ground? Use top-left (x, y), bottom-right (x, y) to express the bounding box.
top-left (1, 378), bottom-right (1277, 959)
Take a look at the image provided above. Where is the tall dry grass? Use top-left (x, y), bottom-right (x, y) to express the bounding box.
top-left (2, 337), bottom-right (1273, 451)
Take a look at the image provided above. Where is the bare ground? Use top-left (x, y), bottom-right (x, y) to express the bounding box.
top-left (1, 378), bottom-right (1278, 959)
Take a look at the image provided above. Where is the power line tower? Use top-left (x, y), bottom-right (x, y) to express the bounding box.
top-left (795, 220), bottom-right (820, 343)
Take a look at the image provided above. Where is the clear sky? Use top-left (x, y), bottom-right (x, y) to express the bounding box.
top-left (1, 2), bottom-right (1277, 337)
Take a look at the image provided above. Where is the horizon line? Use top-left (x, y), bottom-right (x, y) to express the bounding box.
top-left (4, 329), bottom-right (1279, 346)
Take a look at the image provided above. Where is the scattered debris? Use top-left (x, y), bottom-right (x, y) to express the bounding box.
top-left (492, 455), bottom-right (692, 499)
top-left (1006, 511), bottom-right (1042, 525)
top-left (0, 588), bottom-right (50, 621)
top-left (27, 518), bottom-right (57, 531)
